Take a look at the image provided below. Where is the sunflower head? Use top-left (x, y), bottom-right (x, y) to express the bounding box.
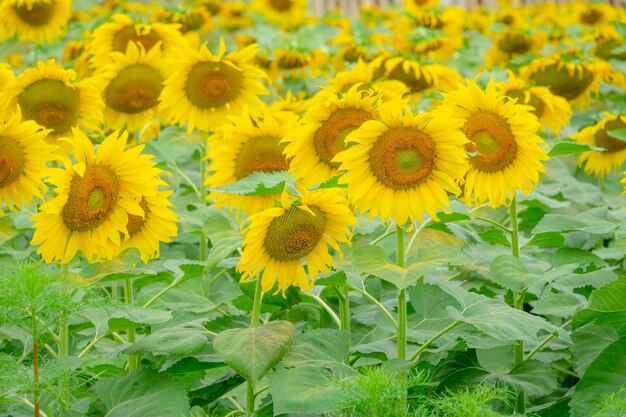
top-left (0, 0), bottom-right (71, 44)
top-left (573, 114), bottom-right (626, 179)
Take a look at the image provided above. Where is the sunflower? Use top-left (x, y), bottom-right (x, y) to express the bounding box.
top-left (160, 39), bottom-right (269, 133)
top-left (439, 79), bottom-right (548, 208)
top-left (283, 85), bottom-right (379, 187)
top-left (98, 42), bottom-right (165, 133)
top-left (572, 114), bottom-right (626, 179)
top-left (409, 6), bottom-right (465, 35)
top-left (2, 59), bottom-right (103, 149)
top-left (485, 29), bottom-right (546, 68)
top-left (621, 171), bottom-right (626, 195)
top-left (0, 107), bottom-right (56, 211)
top-left (497, 71), bottom-right (571, 136)
top-left (250, 0), bottom-right (306, 30)
top-left (333, 101), bottom-right (468, 225)
top-left (591, 25), bottom-right (626, 61)
top-left (237, 189), bottom-right (357, 294)
top-left (205, 107), bottom-right (298, 215)
top-left (404, 0), bottom-right (439, 14)
top-left (324, 59), bottom-right (406, 102)
top-left (0, 0), bottom-right (71, 44)
top-left (30, 128), bottom-right (166, 264)
top-left (268, 48), bottom-right (328, 80)
top-left (215, 2), bottom-right (254, 31)
top-left (88, 13), bottom-right (187, 69)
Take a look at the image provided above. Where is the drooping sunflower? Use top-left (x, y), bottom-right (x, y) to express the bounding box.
top-left (485, 29), bottom-right (546, 68)
top-left (205, 107), bottom-right (298, 215)
top-left (160, 39), bottom-right (269, 133)
top-left (333, 101), bottom-right (468, 225)
top-left (497, 71), bottom-right (571, 136)
top-left (88, 14), bottom-right (187, 69)
top-left (2, 59), bottom-right (103, 148)
top-left (439, 79), bottom-right (548, 208)
top-left (0, 0), bottom-right (71, 44)
top-left (98, 42), bottom-right (165, 133)
top-left (0, 108), bottom-right (56, 211)
top-left (269, 48), bottom-right (328, 80)
top-left (572, 114), bottom-right (626, 179)
top-left (238, 189), bottom-right (357, 294)
top-left (30, 129), bottom-right (166, 264)
top-left (283, 85), bottom-right (379, 187)
top-left (250, 0), bottom-right (307, 30)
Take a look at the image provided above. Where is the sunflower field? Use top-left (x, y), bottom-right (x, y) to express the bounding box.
top-left (1, 0), bottom-right (626, 416)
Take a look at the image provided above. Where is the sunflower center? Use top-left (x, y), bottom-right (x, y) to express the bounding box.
top-left (126, 198), bottom-right (150, 236)
top-left (184, 61), bottom-right (243, 109)
top-left (506, 89), bottom-right (546, 118)
top-left (62, 165), bottom-right (120, 232)
top-left (264, 206), bottom-right (326, 261)
top-left (387, 65), bottom-right (431, 94)
top-left (580, 9), bottom-right (602, 25)
top-left (0, 136), bottom-right (25, 188)
top-left (499, 14), bottom-right (514, 25)
top-left (105, 64), bottom-right (163, 114)
top-left (369, 126), bottom-right (436, 190)
top-left (112, 25), bottom-right (162, 53)
top-left (277, 53), bottom-right (307, 69)
top-left (498, 32), bottom-right (532, 54)
top-left (314, 108), bottom-right (373, 168)
top-left (234, 135), bottom-right (289, 179)
top-left (595, 40), bottom-right (626, 60)
top-left (595, 119), bottom-right (626, 153)
top-left (465, 111), bottom-right (518, 173)
top-left (13, 2), bottom-right (55, 26)
top-left (531, 64), bottom-right (594, 101)
top-left (269, 0), bottom-right (293, 11)
top-left (18, 79), bottom-right (79, 135)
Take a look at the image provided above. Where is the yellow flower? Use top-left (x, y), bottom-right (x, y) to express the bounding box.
top-left (98, 42), bottom-right (166, 133)
top-left (497, 71), bottom-right (571, 136)
top-left (573, 114), bottom-right (626, 179)
top-left (485, 29), bottom-right (546, 68)
top-left (439, 79), bottom-right (548, 208)
top-left (324, 59), bottom-right (406, 102)
top-left (621, 171), bottom-right (626, 196)
top-left (404, 0), bottom-right (439, 14)
top-left (238, 189), bottom-right (357, 294)
top-left (159, 39), bottom-right (269, 133)
top-left (268, 48), bottom-right (328, 80)
top-left (31, 129), bottom-right (166, 264)
top-left (250, 0), bottom-right (307, 30)
top-left (2, 59), bottom-right (103, 150)
top-left (334, 101), bottom-right (468, 225)
top-left (205, 107), bottom-right (297, 216)
top-left (0, 107), bottom-right (56, 211)
top-left (0, 0), bottom-right (71, 44)
top-left (283, 85), bottom-right (379, 187)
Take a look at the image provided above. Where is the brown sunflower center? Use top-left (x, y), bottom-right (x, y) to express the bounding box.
top-left (277, 53), bottom-right (307, 69)
top-left (498, 14), bottom-right (514, 25)
top-left (0, 136), bottom-right (25, 187)
top-left (18, 79), bottom-right (79, 135)
top-left (62, 165), bottom-right (120, 232)
top-left (234, 135), bottom-right (289, 179)
top-left (184, 61), bottom-right (243, 109)
top-left (580, 9), bottom-right (602, 25)
top-left (126, 197), bottom-right (150, 236)
top-left (595, 119), bottom-right (626, 153)
top-left (506, 89), bottom-right (546, 118)
top-left (595, 40), bottom-right (626, 60)
top-left (387, 65), bottom-right (431, 94)
top-left (269, 0), bottom-right (293, 11)
top-left (414, 14), bottom-right (443, 29)
top-left (112, 25), bottom-right (162, 53)
top-left (105, 64), bottom-right (163, 114)
top-left (498, 32), bottom-right (532, 54)
top-left (264, 206), bottom-right (326, 261)
top-left (369, 126), bottom-right (436, 189)
top-left (314, 108), bottom-right (373, 168)
top-left (13, 2), bottom-right (55, 26)
top-left (465, 111), bottom-right (518, 172)
top-left (531, 63), bottom-right (594, 101)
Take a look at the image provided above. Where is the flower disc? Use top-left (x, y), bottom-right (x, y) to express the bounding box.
top-left (264, 206), bottom-right (326, 261)
top-left (234, 135), bottom-right (289, 178)
top-left (497, 32), bottom-right (532, 54)
top-left (505, 89), bottom-right (546, 118)
top-left (594, 119), bottom-right (626, 153)
top-left (184, 61), bottom-right (243, 109)
top-left (313, 108), bottom-right (373, 168)
top-left (573, 115), bottom-right (626, 179)
top-left (531, 64), bottom-right (593, 101)
top-left (464, 111), bottom-right (518, 173)
top-left (105, 65), bottom-right (163, 114)
top-left (13, 1), bottom-right (54, 26)
top-left (18, 79), bottom-right (79, 135)
top-left (0, 0), bottom-right (71, 44)
top-left (112, 25), bottom-right (162, 53)
top-left (0, 135), bottom-right (26, 188)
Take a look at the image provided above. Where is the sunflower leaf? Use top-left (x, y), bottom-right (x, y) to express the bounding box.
top-left (548, 140), bottom-right (603, 156)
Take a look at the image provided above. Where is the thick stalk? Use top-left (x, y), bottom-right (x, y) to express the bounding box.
top-left (338, 287), bottom-right (350, 333)
top-left (510, 196), bottom-right (525, 414)
top-left (396, 225), bottom-right (407, 416)
top-left (58, 264), bottom-right (69, 410)
top-left (32, 313), bottom-right (40, 417)
top-left (247, 277), bottom-right (263, 414)
top-left (124, 278), bottom-right (139, 372)
top-left (199, 146), bottom-right (208, 261)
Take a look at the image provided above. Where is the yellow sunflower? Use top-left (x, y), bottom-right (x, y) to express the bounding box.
top-left (621, 171), bottom-right (626, 195)
top-left (238, 189), bottom-right (357, 294)
top-left (324, 59), bottom-right (406, 102)
top-left (250, 0), bottom-right (306, 30)
top-left (0, 0), bottom-right (71, 44)
top-left (333, 101), bottom-right (468, 225)
top-left (283, 85), bottom-right (379, 187)
top-left (572, 114), bottom-right (626, 179)
top-left (0, 107), bottom-right (56, 211)
top-left (404, 0), bottom-right (439, 14)
top-left (439, 79), bottom-right (548, 208)
top-left (269, 48), bottom-right (328, 80)
top-left (485, 29), bottom-right (546, 68)
top-left (592, 25), bottom-right (626, 61)
top-left (497, 71), bottom-right (571, 136)
top-left (160, 39), bottom-right (269, 133)
top-left (205, 107), bottom-right (298, 216)
top-left (30, 128), bottom-right (166, 264)
top-left (98, 42), bottom-right (166, 133)
top-left (88, 13), bottom-right (187, 69)
top-left (215, 2), bottom-right (254, 31)
top-left (2, 59), bottom-right (103, 150)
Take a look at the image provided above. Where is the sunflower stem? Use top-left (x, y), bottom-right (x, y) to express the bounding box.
top-left (32, 311), bottom-right (40, 417)
top-left (396, 225), bottom-right (408, 415)
top-left (200, 145), bottom-right (208, 262)
top-left (58, 264), bottom-right (69, 410)
top-left (510, 195), bottom-right (526, 414)
top-left (124, 278), bottom-right (139, 372)
top-left (247, 276), bottom-right (264, 414)
top-left (338, 287), bottom-right (351, 333)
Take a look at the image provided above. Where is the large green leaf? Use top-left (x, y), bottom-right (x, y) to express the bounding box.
top-left (489, 255), bottom-right (575, 294)
top-left (571, 324), bottom-right (620, 375)
top-left (123, 320), bottom-right (209, 356)
top-left (79, 305), bottom-right (172, 338)
top-left (209, 171), bottom-right (289, 196)
top-left (95, 370), bottom-right (189, 417)
top-left (213, 320), bottom-right (295, 383)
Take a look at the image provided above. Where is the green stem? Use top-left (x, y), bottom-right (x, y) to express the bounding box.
top-left (510, 196), bottom-right (525, 414)
top-left (346, 284), bottom-right (397, 327)
top-left (338, 287), bottom-right (350, 333)
top-left (526, 319), bottom-right (572, 361)
top-left (124, 278), bottom-right (139, 372)
top-left (247, 277), bottom-right (264, 414)
top-left (200, 146), bottom-right (208, 262)
top-left (58, 264), bottom-right (69, 410)
top-left (32, 312), bottom-right (40, 417)
top-left (409, 320), bottom-right (462, 361)
top-left (396, 225), bottom-right (406, 360)
top-left (302, 293), bottom-right (341, 328)
top-left (474, 217), bottom-right (512, 233)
